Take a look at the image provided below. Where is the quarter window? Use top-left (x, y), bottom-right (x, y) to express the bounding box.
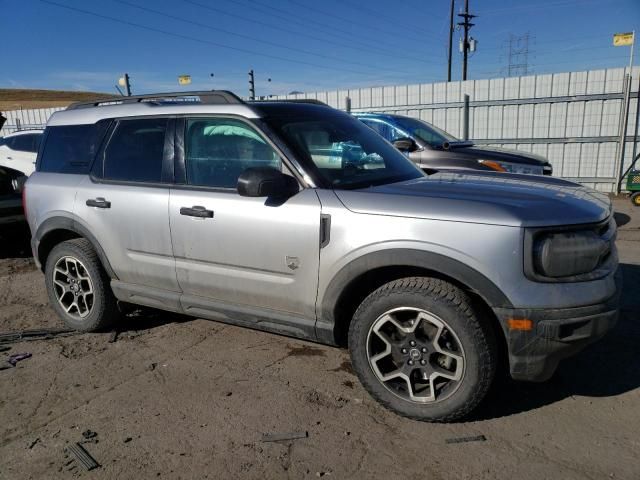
top-left (103, 118), bottom-right (168, 183)
top-left (184, 118), bottom-right (281, 188)
top-left (40, 124), bottom-right (109, 174)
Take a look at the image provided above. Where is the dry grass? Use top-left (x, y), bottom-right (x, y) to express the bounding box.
top-left (0, 88), bottom-right (115, 111)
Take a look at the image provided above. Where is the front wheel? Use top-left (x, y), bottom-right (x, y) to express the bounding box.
top-left (348, 277), bottom-right (497, 422)
top-left (631, 192), bottom-right (640, 207)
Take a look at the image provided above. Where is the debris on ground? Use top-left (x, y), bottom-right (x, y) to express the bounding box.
top-left (123, 437), bottom-right (132, 443)
top-left (261, 431), bottom-right (309, 443)
top-left (0, 328), bottom-right (78, 345)
top-left (66, 443), bottom-right (100, 471)
top-left (445, 435), bottom-right (487, 444)
top-left (7, 352), bottom-right (32, 366)
top-left (28, 438), bottom-right (40, 449)
top-left (82, 430), bottom-right (97, 440)
top-left (108, 330), bottom-right (119, 343)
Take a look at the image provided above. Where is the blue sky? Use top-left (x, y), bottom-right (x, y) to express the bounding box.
top-left (2, 0), bottom-right (638, 95)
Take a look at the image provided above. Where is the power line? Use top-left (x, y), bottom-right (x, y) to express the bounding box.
top-left (38, 0), bottom-right (404, 77)
top-left (113, 0), bottom-right (425, 74)
top-left (224, 0), bottom-right (436, 58)
top-left (338, 0), bottom-right (442, 41)
top-left (251, 0), bottom-right (438, 47)
top-left (181, 0), bottom-right (442, 64)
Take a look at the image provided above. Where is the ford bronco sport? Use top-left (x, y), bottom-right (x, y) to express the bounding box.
top-left (25, 91), bottom-right (620, 422)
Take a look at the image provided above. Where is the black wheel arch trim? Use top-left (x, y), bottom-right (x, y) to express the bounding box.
top-left (33, 216), bottom-right (118, 280)
top-left (317, 249), bottom-right (513, 343)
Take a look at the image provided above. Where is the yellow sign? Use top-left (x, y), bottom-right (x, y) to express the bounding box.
top-left (178, 75), bottom-right (192, 85)
top-left (613, 32), bottom-right (634, 46)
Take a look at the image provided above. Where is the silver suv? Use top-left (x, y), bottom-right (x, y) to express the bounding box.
top-left (25, 91), bottom-right (620, 422)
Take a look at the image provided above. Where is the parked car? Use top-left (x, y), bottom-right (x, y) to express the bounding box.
top-left (0, 165), bottom-right (27, 226)
top-left (25, 91), bottom-right (619, 422)
top-left (355, 113), bottom-right (552, 175)
top-left (0, 129), bottom-right (44, 176)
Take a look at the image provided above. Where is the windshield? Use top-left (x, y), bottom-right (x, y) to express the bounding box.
top-left (264, 109), bottom-right (424, 189)
top-left (391, 116), bottom-right (459, 148)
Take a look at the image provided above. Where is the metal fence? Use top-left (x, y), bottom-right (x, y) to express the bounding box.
top-left (0, 106), bottom-right (64, 136)
top-left (2, 68), bottom-right (639, 191)
top-left (275, 67), bottom-right (640, 192)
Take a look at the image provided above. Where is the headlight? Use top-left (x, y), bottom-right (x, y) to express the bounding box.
top-left (478, 159), bottom-right (544, 175)
top-left (533, 231), bottom-right (609, 278)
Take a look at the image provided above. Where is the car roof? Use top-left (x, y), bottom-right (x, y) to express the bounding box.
top-left (46, 91), bottom-right (334, 127)
top-left (3, 129), bottom-right (44, 137)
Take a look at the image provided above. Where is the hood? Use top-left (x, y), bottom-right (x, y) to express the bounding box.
top-left (445, 145), bottom-right (550, 166)
top-left (334, 171), bottom-right (611, 227)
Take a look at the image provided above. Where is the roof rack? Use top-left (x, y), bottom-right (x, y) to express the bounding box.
top-left (250, 98), bottom-right (328, 106)
top-left (66, 90), bottom-right (244, 110)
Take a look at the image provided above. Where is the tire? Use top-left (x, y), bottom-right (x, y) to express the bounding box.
top-left (44, 238), bottom-right (119, 332)
top-left (631, 192), bottom-right (640, 207)
top-left (348, 277), bottom-right (497, 422)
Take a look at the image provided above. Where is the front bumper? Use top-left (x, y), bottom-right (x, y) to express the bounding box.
top-left (494, 270), bottom-right (622, 382)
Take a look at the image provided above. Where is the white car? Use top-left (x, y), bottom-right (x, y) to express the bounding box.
top-left (0, 130), bottom-right (44, 176)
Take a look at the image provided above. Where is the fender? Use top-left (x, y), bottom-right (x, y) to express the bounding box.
top-left (317, 248), bottom-right (513, 344)
top-left (33, 216), bottom-right (118, 279)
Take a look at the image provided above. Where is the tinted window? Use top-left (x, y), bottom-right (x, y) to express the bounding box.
top-left (40, 124), bottom-right (109, 174)
top-left (103, 118), bottom-right (168, 183)
top-left (10, 134), bottom-right (37, 152)
top-left (185, 118), bottom-right (281, 188)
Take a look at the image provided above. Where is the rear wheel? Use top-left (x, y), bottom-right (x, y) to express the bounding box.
top-left (348, 277), bottom-right (496, 422)
top-left (45, 238), bottom-right (119, 332)
top-left (631, 192), bottom-right (640, 207)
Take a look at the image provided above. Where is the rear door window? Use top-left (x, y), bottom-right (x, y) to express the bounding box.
top-left (9, 134), bottom-right (38, 152)
top-left (103, 118), bottom-right (168, 183)
top-left (40, 124), bottom-right (109, 174)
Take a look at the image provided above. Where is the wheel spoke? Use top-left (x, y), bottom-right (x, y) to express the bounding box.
top-left (367, 307), bottom-right (466, 405)
top-left (53, 255), bottom-right (94, 320)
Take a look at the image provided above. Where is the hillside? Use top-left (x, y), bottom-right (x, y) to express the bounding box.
top-left (0, 89), bottom-right (115, 111)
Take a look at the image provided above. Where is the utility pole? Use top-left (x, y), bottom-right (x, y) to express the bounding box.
top-left (123, 73), bottom-right (132, 97)
top-left (457, 0), bottom-right (476, 81)
top-left (248, 69), bottom-right (255, 100)
top-left (447, 0), bottom-right (454, 82)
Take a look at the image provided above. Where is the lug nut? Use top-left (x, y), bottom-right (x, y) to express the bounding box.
top-left (401, 348), bottom-right (408, 354)
top-left (421, 347), bottom-right (427, 353)
top-left (420, 359), bottom-right (427, 366)
top-left (410, 341), bottom-right (416, 347)
top-left (408, 360), bottom-right (414, 366)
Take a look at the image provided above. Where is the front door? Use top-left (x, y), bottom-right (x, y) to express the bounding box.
top-left (169, 117), bottom-right (321, 327)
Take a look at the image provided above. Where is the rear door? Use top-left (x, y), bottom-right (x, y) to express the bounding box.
top-left (75, 117), bottom-right (179, 294)
top-left (169, 116), bottom-right (321, 326)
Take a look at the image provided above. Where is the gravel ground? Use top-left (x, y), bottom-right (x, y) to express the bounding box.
top-left (0, 199), bottom-right (639, 480)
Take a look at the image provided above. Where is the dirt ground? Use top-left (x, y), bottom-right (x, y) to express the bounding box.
top-left (0, 199), bottom-right (639, 480)
top-left (0, 89), bottom-right (113, 112)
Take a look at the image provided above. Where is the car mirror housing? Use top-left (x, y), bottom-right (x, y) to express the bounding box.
top-left (237, 167), bottom-right (299, 198)
top-left (392, 137), bottom-right (418, 152)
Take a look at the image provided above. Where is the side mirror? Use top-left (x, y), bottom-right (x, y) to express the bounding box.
top-left (392, 137), bottom-right (418, 152)
top-left (237, 167), bottom-right (299, 198)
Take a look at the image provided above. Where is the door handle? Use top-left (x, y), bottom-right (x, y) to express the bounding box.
top-left (180, 205), bottom-right (214, 218)
top-left (6, 156), bottom-right (12, 160)
top-left (86, 198), bottom-right (111, 209)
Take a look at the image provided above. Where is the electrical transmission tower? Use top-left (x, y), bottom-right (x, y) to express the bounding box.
top-left (504, 33), bottom-right (534, 77)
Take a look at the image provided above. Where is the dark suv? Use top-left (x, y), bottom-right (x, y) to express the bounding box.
top-left (355, 113), bottom-right (552, 175)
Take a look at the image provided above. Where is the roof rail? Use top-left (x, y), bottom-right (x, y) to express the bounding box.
top-left (251, 98), bottom-right (328, 106)
top-left (66, 90), bottom-right (244, 110)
